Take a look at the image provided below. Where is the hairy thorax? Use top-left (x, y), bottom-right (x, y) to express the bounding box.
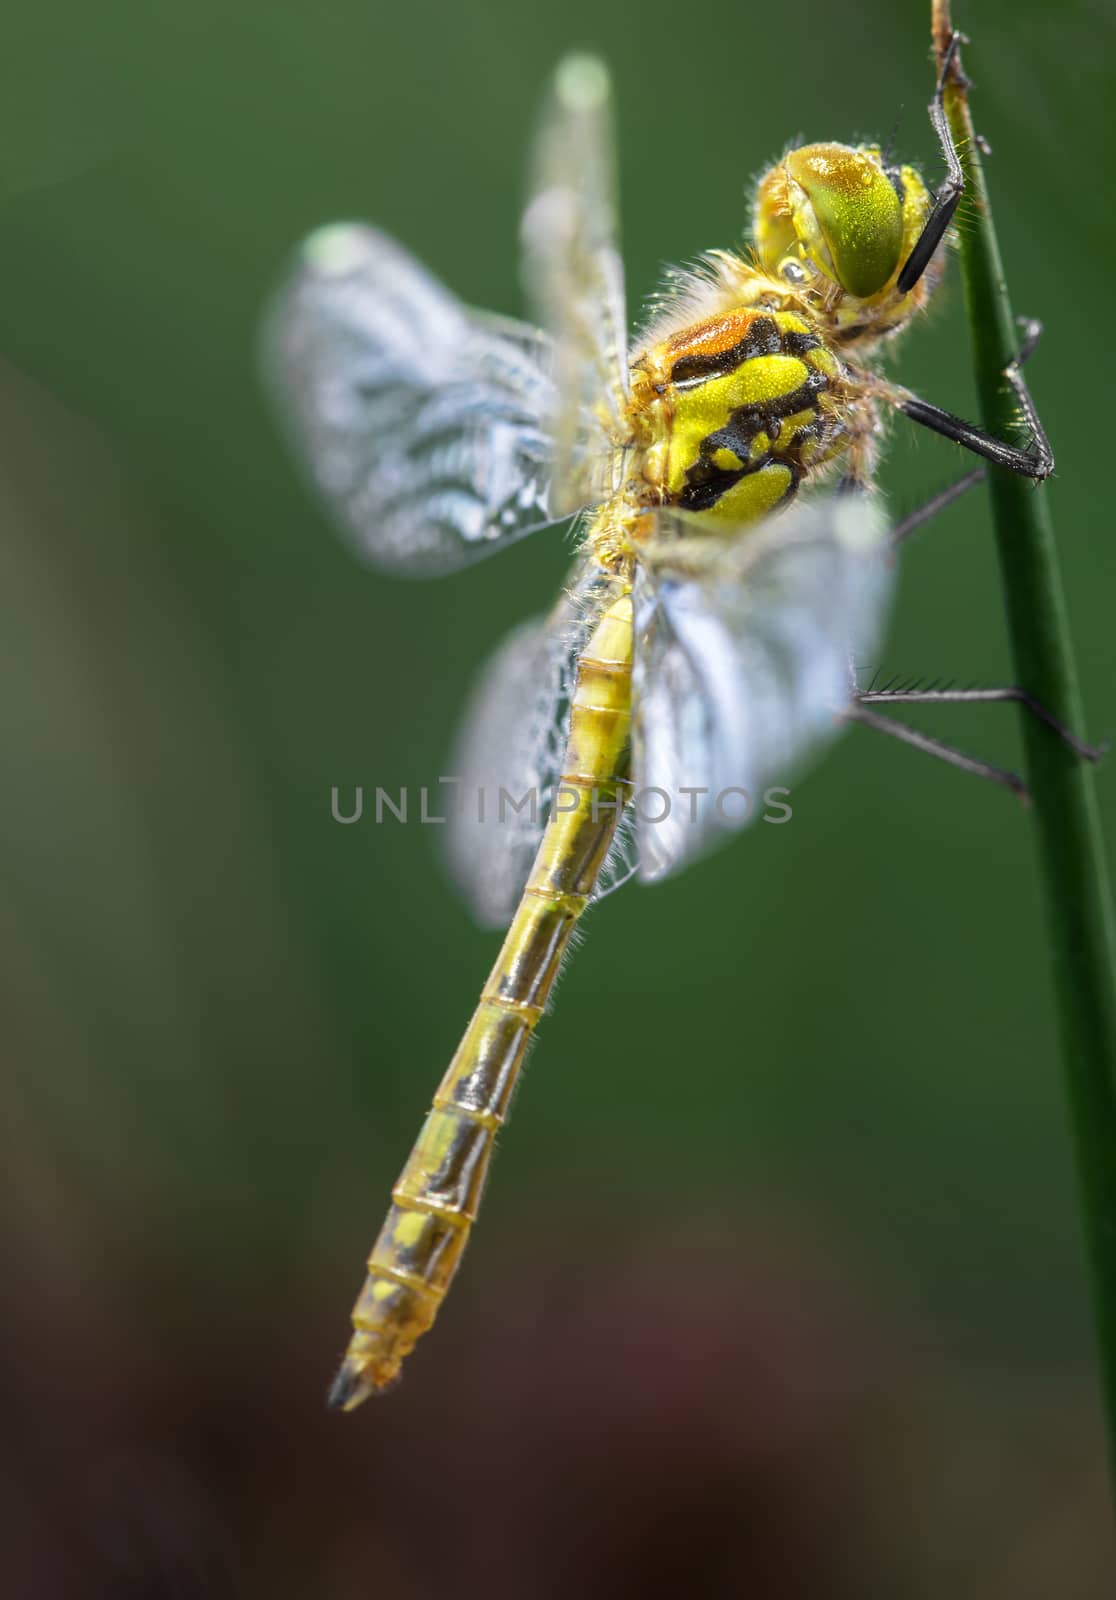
top-left (626, 303), bottom-right (861, 528)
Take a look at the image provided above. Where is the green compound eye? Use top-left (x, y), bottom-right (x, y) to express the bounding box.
top-left (783, 144), bottom-right (905, 298)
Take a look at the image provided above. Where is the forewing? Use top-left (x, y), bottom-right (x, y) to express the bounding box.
top-left (263, 223), bottom-right (562, 577)
top-left (521, 55), bottom-right (629, 516)
top-left (633, 493), bottom-right (893, 881)
top-left (445, 559), bottom-right (618, 928)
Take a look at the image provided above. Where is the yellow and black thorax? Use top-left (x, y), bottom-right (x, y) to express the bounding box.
top-left (628, 306), bottom-right (848, 525)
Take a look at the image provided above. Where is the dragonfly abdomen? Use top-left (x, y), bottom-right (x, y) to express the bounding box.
top-left (329, 583), bottom-right (633, 1409)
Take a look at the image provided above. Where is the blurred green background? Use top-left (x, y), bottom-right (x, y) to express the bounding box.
top-left (3, 0), bottom-right (1115, 1593)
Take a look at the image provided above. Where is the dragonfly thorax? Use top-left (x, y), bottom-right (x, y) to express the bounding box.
top-left (627, 307), bottom-right (852, 525)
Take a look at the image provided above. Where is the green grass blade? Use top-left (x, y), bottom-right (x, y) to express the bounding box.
top-left (933, 0), bottom-right (1116, 1486)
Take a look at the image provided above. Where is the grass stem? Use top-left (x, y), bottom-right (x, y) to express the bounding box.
top-left (933, 0), bottom-right (1116, 1493)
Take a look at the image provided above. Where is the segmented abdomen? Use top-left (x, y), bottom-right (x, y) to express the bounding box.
top-left (329, 579), bottom-right (633, 1408)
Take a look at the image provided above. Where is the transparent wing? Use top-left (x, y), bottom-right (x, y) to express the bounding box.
top-left (632, 493), bottom-right (893, 881)
top-left (521, 54), bottom-right (629, 517)
top-left (443, 614), bottom-right (569, 930)
top-left (263, 223), bottom-right (564, 577)
top-left (594, 807), bottom-right (642, 902)
top-left (445, 558), bottom-right (620, 928)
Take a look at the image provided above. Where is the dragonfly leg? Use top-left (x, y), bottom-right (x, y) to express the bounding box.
top-left (896, 381), bottom-right (1054, 480)
top-left (890, 466), bottom-right (986, 547)
top-left (847, 701), bottom-right (1029, 800)
top-left (896, 29), bottom-right (966, 294)
top-left (896, 370), bottom-right (1054, 480)
top-left (857, 685), bottom-right (1107, 763)
top-left (895, 309), bottom-right (1054, 480)
top-left (891, 23), bottom-right (1052, 485)
top-left (889, 317), bottom-right (1047, 546)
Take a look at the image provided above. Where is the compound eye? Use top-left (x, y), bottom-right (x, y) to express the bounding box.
top-left (784, 144), bottom-right (904, 298)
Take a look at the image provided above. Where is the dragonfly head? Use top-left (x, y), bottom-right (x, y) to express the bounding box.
top-left (754, 142), bottom-right (932, 305)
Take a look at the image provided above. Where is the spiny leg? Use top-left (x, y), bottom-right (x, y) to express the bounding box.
top-left (890, 466), bottom-right (985, 546)
top-left (857, 685), bottom-right (1106, 763)
top-left (896, 340), bottom-right (1054, 478)
top-left (847, 701), bottom-right (1028, 801)
top-left (896, 29), bottom-right (966, 294)
top-left (866, 300), bottom-right (1085, 791)
top-left (889, 314), bottom-right (1047, 541)
top-left (999, 316), bottom-right (1053, 473)
top-left (891, 22), bottom-right (1054, 479)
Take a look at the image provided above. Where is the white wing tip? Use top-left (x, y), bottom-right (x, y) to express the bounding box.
top-left (554, 53), bottom-right (610, 111)
top-left (301, 223), bottom-right (373, 277)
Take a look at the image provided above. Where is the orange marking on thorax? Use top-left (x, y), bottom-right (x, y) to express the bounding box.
top-left (660, 307), bottom-right (773, 365)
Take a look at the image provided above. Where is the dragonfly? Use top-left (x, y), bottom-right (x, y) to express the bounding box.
top-left (265, 34), bottom-right (1090, 1411)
